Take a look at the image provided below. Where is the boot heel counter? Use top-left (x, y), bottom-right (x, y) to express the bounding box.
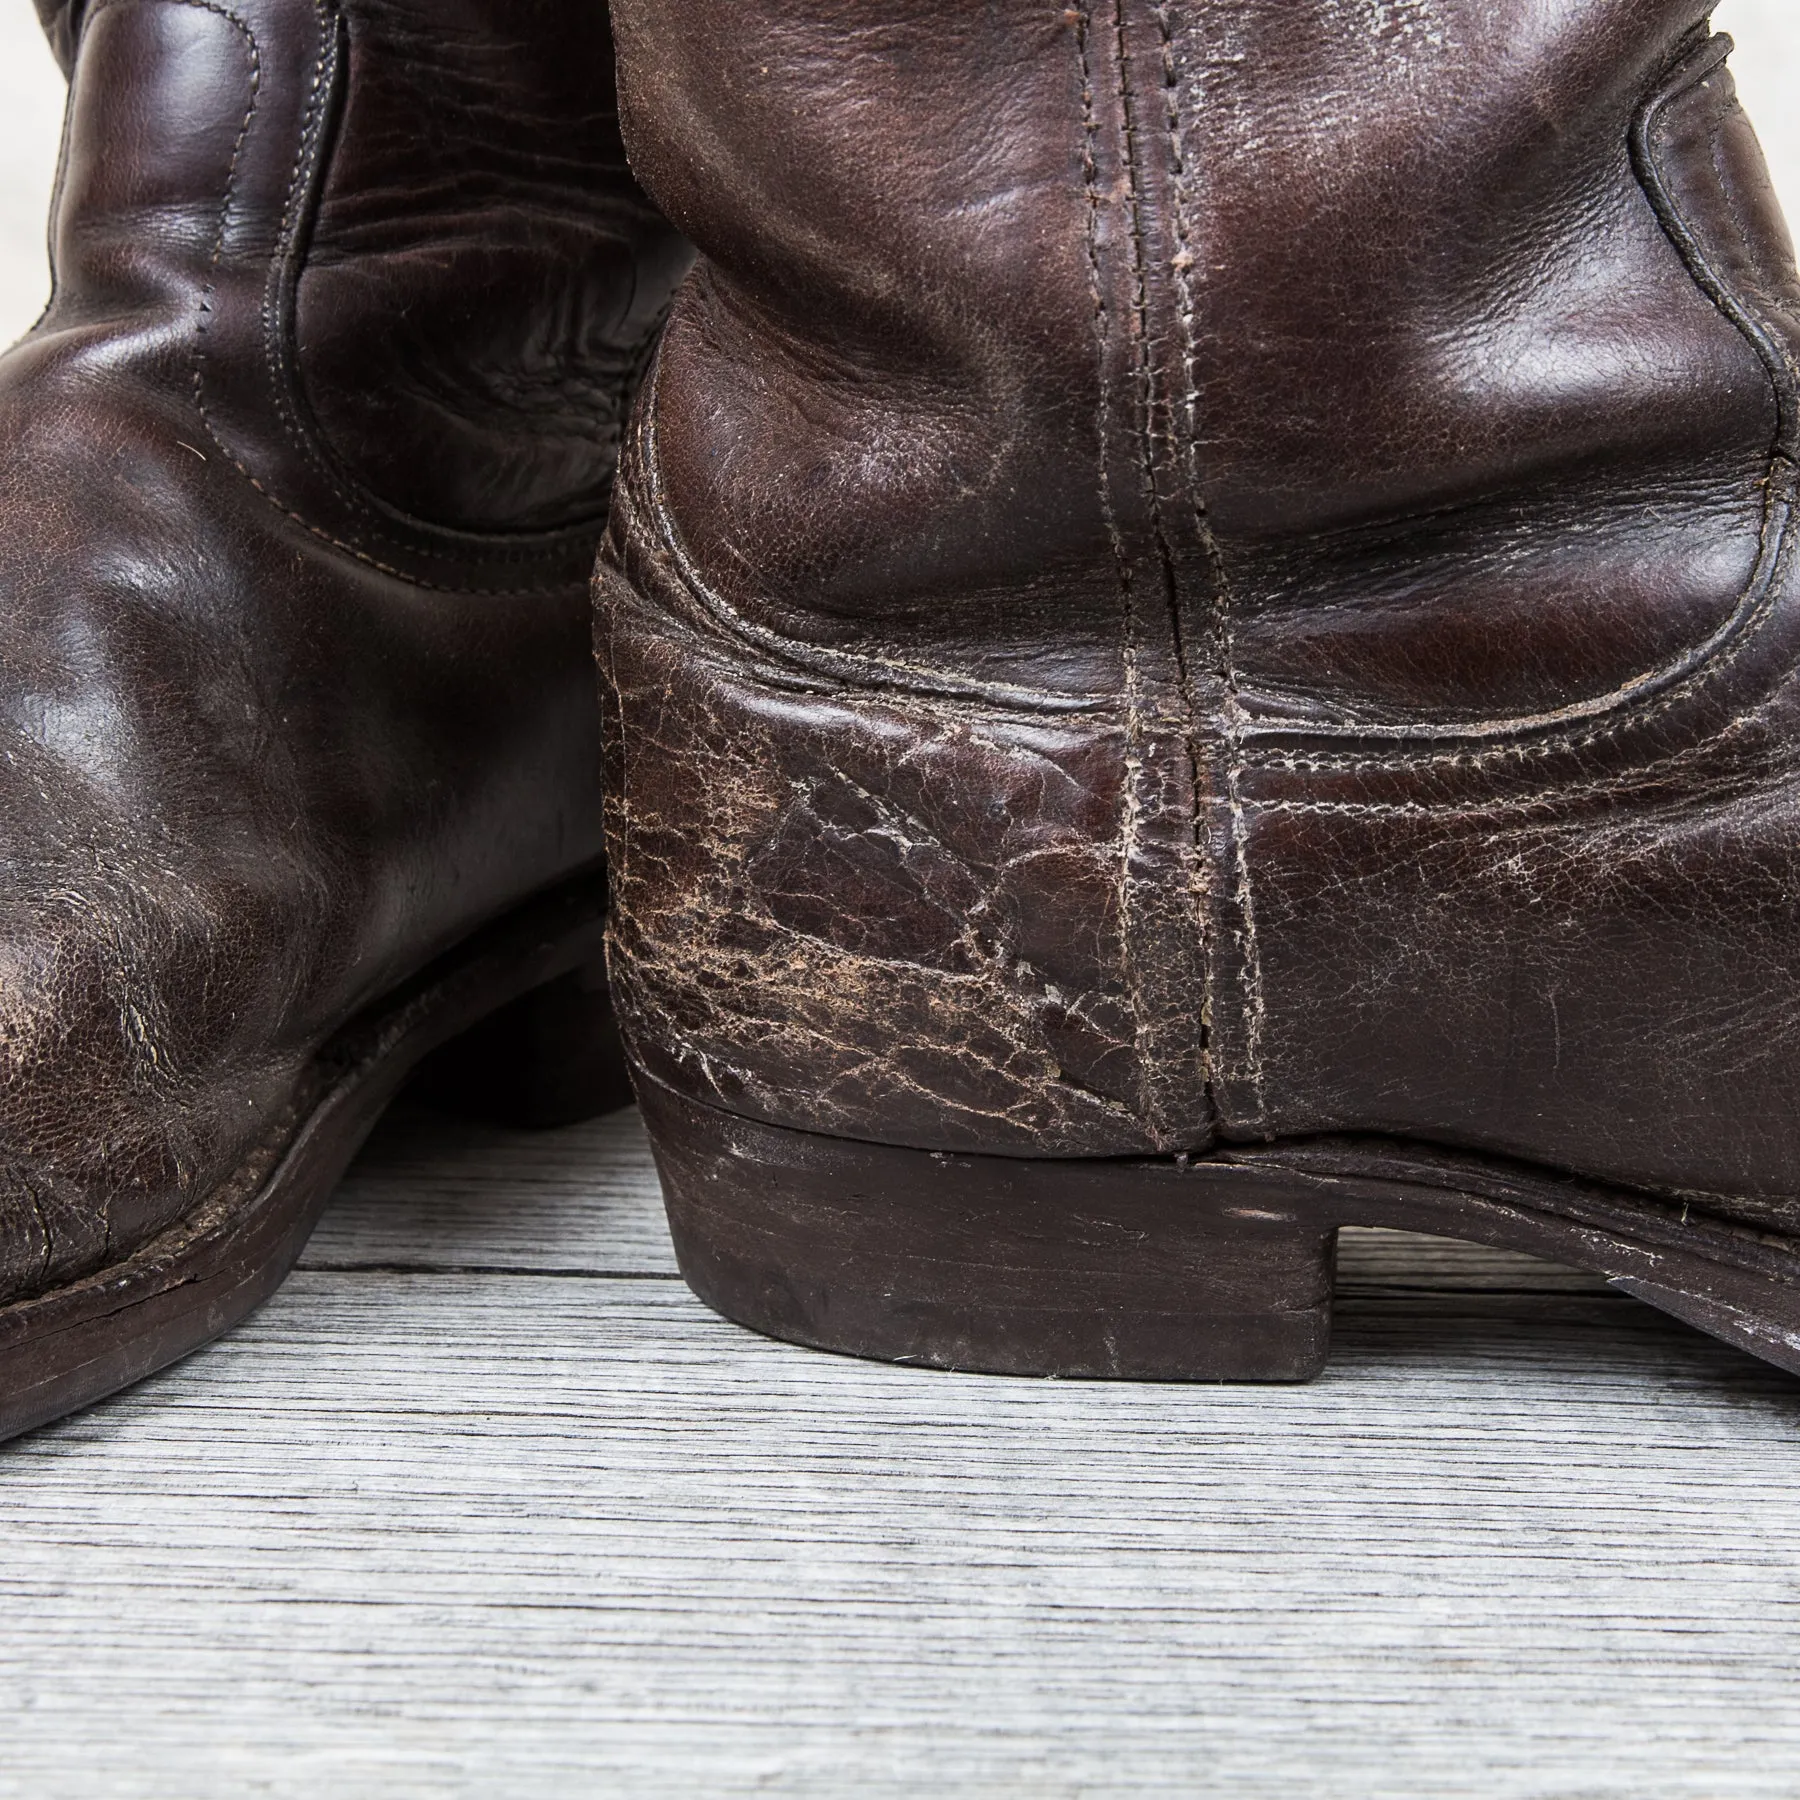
top-left (595, 461), bottom-right (1203, 1161)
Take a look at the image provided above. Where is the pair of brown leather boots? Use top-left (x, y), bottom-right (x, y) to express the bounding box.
top-left (2, 0), bottom-right (1797, 1437)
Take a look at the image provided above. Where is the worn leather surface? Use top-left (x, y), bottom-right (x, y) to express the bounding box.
top-left (0, 0), bottom-right (686, 1302)
top-left (599, 0), bottom-right (1800, 1221)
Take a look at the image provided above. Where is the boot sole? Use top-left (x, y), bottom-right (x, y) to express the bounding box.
top-left (0, 872), bottom-right (628, 1443)
top-left (640, 1074), bottom-right (1800, 1382)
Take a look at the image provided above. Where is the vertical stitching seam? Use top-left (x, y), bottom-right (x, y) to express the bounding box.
top-left (1153, 4), bottom-right (1202, 497)
top-left (1152, 0), bottom-right (1218, 1120)
top-left (1706, 99), bottom-right (1800, 399)
top-left (187, 0), bottom-right (263, 458)
top-left (1152, 0), bottom-right (1268, 1134)
top-left (1074, 4), bottom-right (1134, 661)
top-left (259, 0), bottom-right (359, 514)
top-left (1074, 0), bottom-right (1160, 1129)
top-left (1112, 0), bottom-right (1210, 1142)
top-left (1111, 2), bottom-right (1182, 638)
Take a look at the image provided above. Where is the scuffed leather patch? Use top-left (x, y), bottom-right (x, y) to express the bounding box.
top-left (597, 568), bottom-right (1204, 1158)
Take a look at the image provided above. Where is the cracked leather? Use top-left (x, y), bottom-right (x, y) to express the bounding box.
top-left (597, 0), bottom-right (1800, 1222)
top-left (0, 0), bottom-right (688, 1303)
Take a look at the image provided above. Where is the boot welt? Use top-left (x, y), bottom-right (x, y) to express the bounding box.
top-left (0, 870), bottom-right (622, 1442)
top-left (641, 1073), bottom-right (1800, 1382)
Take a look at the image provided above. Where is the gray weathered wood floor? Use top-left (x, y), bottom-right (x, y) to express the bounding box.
top-left (1, 1100), bottom-right (1796, 1798)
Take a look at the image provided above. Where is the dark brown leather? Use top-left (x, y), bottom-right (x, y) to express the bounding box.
top-left (33, 0), bottom-right (82, 69)
top-left (598, 2), bottom-right (1800, 1226)
top-left (0, 0), bottom-right (687, 1301)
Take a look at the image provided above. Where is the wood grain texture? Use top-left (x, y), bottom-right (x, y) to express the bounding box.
top-left (0, 1103), bottom-right (1797, 1798)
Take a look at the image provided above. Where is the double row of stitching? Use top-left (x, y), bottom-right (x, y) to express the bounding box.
top-left (1147, 0), bottom-right (1269, 1135)
top-left (171, 0), bottom-right (594, 595)
top-left (1073, 1), bottom-right (1225, 1147)
top-left (1074, 1), bottom-right (1158, 1130)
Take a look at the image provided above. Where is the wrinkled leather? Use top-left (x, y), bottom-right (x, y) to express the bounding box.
top-left (598, 1), bottom-right (1800, 1225)
top-left (0, 0), bottom-right (687, 1302)
top-left (296, 2), bottom-right (692, 534)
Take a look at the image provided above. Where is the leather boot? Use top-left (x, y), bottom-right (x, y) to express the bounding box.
top-left (598, 0), bottom-right (1800, 1380)
top-left (0, 0), bottom-right (688, 1437)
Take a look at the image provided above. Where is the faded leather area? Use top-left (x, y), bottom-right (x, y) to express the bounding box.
top-left (599, 474), bottom-right (1209, 1157)
top-left (1231, 597), bottom-right (1800, 1224)
top-left (0, 862), bottom-right (309, 1308)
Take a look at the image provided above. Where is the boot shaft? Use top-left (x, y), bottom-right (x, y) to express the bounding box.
top-left (599, 1), bottom-right (1800, 1218)
top-left (611, 0), bottom-right (1793, 719)
top-left (36, 0), bottom-right (689, 576)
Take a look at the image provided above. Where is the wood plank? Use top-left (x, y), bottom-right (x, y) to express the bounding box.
top-left (307, 1102), bottom-right (680, 1276)
top-left (2, 1153), bottom-right (1795, 1796)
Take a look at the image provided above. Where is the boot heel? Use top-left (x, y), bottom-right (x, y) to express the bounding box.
top-left (638, 1076), bottom-right (1336, 1381)
top-left (412, 960), bottom-right (634, 1129)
